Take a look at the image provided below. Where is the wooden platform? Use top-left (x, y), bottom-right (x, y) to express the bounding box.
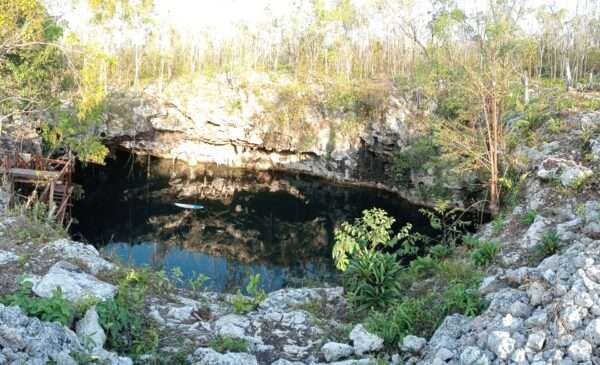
top-left (1, 151), bottom-right (74, 225)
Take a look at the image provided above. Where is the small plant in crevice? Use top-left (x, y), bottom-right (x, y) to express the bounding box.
top-left (471, 241), bottom-right (500, 267)
top-left (208, 335), bottom-right (248, 353)
top-left (231, 273), bottom-right (267, 314)
top-left (520, 209), bottom-right (538, 226)
top-left (533, 231), bottom-right (560, 261)
top-left (491, 215), bottom-right (506, 235)
top-left (96, 269), bottom-right (160, 357)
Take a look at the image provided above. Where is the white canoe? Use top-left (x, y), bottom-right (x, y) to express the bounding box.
top-left (174, 202), bottom-right (204, 210)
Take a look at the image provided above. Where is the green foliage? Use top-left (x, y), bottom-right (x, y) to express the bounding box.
top-left (231, 274), bottom-right (266, 314)
top-left (471, 241), bottom-right (500, 267)
top-left (429, 244), bottom-right (454, 259)
top-left (208, 336), bottom-right (248, 353)
top-left (332, 208), bottom-right (419, 271)
top-left (461, 233), bottom-right (480, 249)
top-left (407, 255), bottom-right (440, 280)
top-left (343, 251), bottom-right (403, 313)
top-left (393, 136), bottom-right (440, 185)
top-left (366, 298), bottom-right (438, 346)
top-left (419, 200), bottom-right (471, 246)
top-left (491, 215), bottom-right (506, 235)
top-left (520, 209), bottom-right (538, 226)
top-left (1, 281), bottom-right (75, 326)
top-left (533, 231), bottom-right (560, 260)
top-left (441, 282), bottom-right (487, 317)
top-left (96, 269), bottom-right (159, 356)
top-left (189, 272), bottom-right (210, 292)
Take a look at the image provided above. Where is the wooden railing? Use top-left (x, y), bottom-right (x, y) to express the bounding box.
top-left (1, 150), bottom-right (75, 226)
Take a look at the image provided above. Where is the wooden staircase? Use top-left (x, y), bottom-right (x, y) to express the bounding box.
top-left (1, 151), bottom-right (75, 225)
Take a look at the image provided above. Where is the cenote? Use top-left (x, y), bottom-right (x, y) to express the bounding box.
top-left (72, 151), bottom-right (435, 293)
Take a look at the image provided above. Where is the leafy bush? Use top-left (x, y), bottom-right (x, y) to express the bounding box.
top-left (231, 274), bottom-right (267, 314)
top-left (429, 244), bottom-right (454, 259)
top-left (461, 233), bottom-right (480, 249)
top-left (392, 136), bottom-right (439, 185)
top-left (441, 283), bottom-right (487, 316)
top-left (1, 281), bottom-right (74, 327)
top-left (408, 255), bottom-right (440, 280)
top-left (520, 209), bottom-right (538, 226)
top-left (344, 251), bottom-right (403, 312)
top-left (208, 336), bottom-right (248, 353)
top-left (333, 209), bottom-right (421, 312)
top-left (366, 298), bottom-right (439, 346)
top-left (420, 200), bottom-right (472, 246)
top-left (96, 269), bottom-right (159, 356)
top-left (471, 241), bottom-right (500, 267)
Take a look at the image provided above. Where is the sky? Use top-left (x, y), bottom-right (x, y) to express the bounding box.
top-left (45, 0), bottom-right (589, 43)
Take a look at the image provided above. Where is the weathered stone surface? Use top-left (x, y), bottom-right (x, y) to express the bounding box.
top-left (42, 239), bottom-right (115, 275)
top-left (349, 324), bottom-right (384, 355)
top-left (567, 340), bottom-right (592, 362)
top-left (486, 331), bottom-right (515, 360)
top-left (190, 347), bottom-right (258, 365)
top-left (33, 261), bottom-right (116, 302)
top-left (401, 335), bottom-right (427, 353)
top-left (321, 342), bottom-right (354, 362)
top-left (0, 250), bottom-right (18, 265)
top-left (0, 303), bottom-right (129, 364)
top-left (76, 306), bottom-right (106, 349)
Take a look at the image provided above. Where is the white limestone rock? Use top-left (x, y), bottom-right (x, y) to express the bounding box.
top-left (349, 324), bottom-right (384, 355)
top-left (33, 261), bottom-right (116, 302)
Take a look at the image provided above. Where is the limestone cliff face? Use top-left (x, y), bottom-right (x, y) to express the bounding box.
top-left (102, 74), bottom-right (425, 198)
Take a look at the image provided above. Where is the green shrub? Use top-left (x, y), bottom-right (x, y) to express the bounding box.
top-left (96, 269), bottom-right (159, 356)
top-left (344, 251), bottom-right (402, 313)
top-left (461, 233), bottom-right (480, 249)
top-left (1, 281), bottom-right (74, 327)
top-left (520, 209), bottom-right (538, 226)
top-left (429, 244), bottom-right (454, 259)
top-left (534, 231), bottom-right (560, 259)
top-left (208, 336), bottom-right (248, 353)
top-left (231, 273), bottom-right (267, 314)
top-left (491, 215), bottom-right (505, 235)
top-left (471, 241), bottom-right (500, 267)
top-left (408, 255), bottom-right (440, 280)
top-left (366, 298), bottom-right (439, 346)
top-left (441, 283), bottom-right (487, 317)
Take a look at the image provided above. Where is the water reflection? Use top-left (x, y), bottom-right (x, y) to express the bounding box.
top-left (74, 152), bottom-right (433, 292)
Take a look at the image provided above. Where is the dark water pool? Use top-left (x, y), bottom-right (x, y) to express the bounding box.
top-left (72, 151), bottom-right (435, 293)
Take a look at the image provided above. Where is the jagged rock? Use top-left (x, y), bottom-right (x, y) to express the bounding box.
top-left (523, 215), bottom-right (551, 248)
top-left (459, 346), bottom-right (489, 365)
top-left (76, 306), bottom-right (106, 349)
top-left (401, 335), bottom-right (427, 353)
top-left (0, 303), bottom-right (129, 364)
top-left (42, 239), bottom-right (115, 275)
top-left (486, 331), bottom-right (515, 360)
top-left (321, 342), bottom-right (354, 362)
top-left (0, 250), bottom-right (18, 265)
top-left (567, 339), bottom-right (592, 362)
top-left (33, 261), bottom-right (116, 302)
top-left (190, 347), bottom-right (258, 365)
top-left (270, 360), bottom-right (304, 365)
top-left (536, 157), bottom-right (592, 187)
top-left (526, 331), bottom-right (546, 351)
top-left (584, 318), bottom-right (600, 345)
top-left (213, 314), bottom-right (249, 338)
top-left (349, 324), bottom-right (383, 355)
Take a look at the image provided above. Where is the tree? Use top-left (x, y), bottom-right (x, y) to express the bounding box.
top-left (433, 4), bottom-right (521, 213)
top-left (0, 0), bottom-right (66, 132)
